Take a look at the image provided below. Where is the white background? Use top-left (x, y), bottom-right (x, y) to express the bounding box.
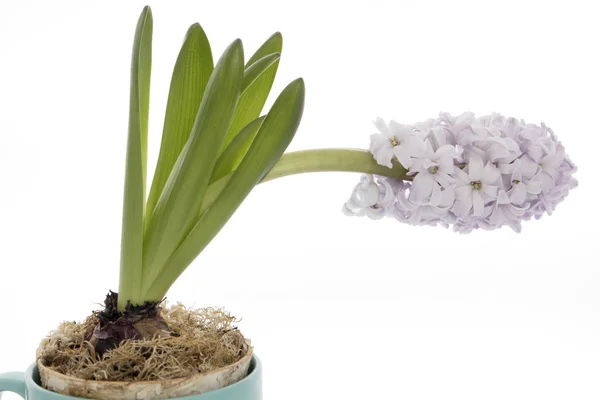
top-left (1, 1), bottom-right (599, 399)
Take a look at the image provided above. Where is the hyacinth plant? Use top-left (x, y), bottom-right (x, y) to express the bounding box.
top-left (104, 6), bottom-right (577, 352)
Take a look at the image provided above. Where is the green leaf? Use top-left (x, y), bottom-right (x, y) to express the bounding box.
top-left (141, 39), bottom-right (245, 290)
top-left (210, 116), bottom-right (264, 183)
top-left (142, 78), bottom-right (305, 300)
top-left (118, 6), bottom-right (152, 309)
top-left (145, 23), bottom-right (213, 231)
top-left (220, 32), bottom-right (283, 151)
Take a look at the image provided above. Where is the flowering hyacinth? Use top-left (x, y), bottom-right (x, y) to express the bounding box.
top-left (343, 112), bottom-right (577, 233)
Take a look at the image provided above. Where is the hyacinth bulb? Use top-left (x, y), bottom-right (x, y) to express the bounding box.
top-left (344, 112), bottom-right (578, 233)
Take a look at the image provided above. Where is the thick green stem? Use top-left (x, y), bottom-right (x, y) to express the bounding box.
top-left (200, 148), bottom-right (407, 215)
top-left (263, 149), bottom-right (407, 182)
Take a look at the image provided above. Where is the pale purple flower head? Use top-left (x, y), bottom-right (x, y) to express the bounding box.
top-left (344, 112), bottom-right (577, 233)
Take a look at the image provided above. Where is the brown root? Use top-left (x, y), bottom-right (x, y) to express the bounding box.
top-left (37, 303), bottom-right (248, 381)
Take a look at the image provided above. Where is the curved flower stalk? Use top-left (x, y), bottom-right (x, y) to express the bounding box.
top-left (343, 112), bottom-right (578, 233)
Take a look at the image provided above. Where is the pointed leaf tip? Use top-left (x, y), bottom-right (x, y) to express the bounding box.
top-left (232, 38), bottom-right (243, 49)
top-left (184, 23), bottom-right (202, 38)
top-left (285, 78), bottom-right (306, 101)
top-left (223, 39), bottom-right (244, 66)
top-left (292, 77), bottom-right (305, 88)
top-left (247, 32), bottom-right (283, 66)
top-left (140, 5), bottom-right (152, 18)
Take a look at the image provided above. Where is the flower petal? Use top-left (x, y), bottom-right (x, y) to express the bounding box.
top-left (482, 162), bottom-right (501, 184)
top-left (480, 184), bottom-right (498, 200)
top-left (472, 191), bottom-right (485, 216)
top-left (509, 183), bottom-right (527, 204)
top-left (409, 173), bottom-right (435, 205)
top-left (468, 156), bottom-right (484, 180)
top-left (373, 117), bottom-right (390, 137)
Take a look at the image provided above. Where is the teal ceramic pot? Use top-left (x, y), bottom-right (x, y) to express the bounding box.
top-left (0, 355), bottom-right (261, 400)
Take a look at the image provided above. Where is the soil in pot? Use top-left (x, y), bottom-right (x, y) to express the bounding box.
top-left (36, 293), bottom-right (251, 399)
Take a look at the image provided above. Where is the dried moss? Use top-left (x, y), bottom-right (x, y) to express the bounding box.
top-left (38, 304), bottom-right (248, 381)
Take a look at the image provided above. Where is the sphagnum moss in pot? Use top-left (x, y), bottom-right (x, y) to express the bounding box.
top-left (0, 5), bottom-right (578, 400)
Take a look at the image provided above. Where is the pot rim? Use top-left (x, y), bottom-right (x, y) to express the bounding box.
top-left (26, 354), bottom-right (261, 399)
top-left (36, 341), bottom-right (252, 387)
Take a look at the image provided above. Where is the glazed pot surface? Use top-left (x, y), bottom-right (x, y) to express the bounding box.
top-left (0, 355), bottom-right (261, 400)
